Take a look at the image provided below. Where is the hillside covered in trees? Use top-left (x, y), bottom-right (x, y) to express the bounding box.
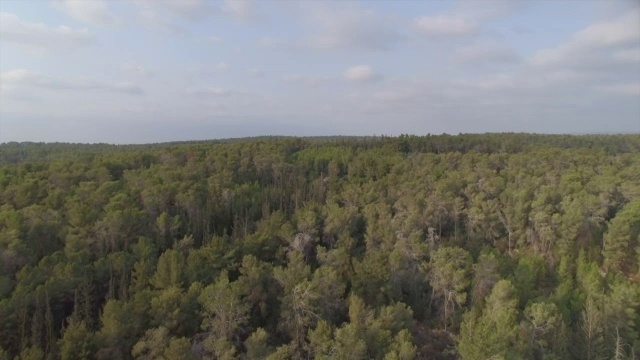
top-left (0, 133), bottom-right (639, 360)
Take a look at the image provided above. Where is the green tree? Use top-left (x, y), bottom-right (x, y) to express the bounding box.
top-left (18, 346), bottom-right (44, 360)
top-left (244, 328), bottom-right (273, 360)
top-left (383, 330), bottom-right (416, 360)
top-left (522, 301), bottom-right (568, 359)
top-left (603, 200), bottom-right (640, 274)
top-left (513, 254), bottom-right (547, 307)
top-left (58, 319), bottom-right (94, 360)
top-left (236, 255), bottom-right (276, 323)
top-left (131, 326), bottom-right (169, 360)
top-left (471, 252), bottom-right (500, 307)
top-left (580, 297), bottom-right (605, 360)
top-left (308, 320), bottom-right (334, 360)
top-left (428, 246), bottom-right (472, 330)
top-left (198, 271), bottom-right (249, 352)
top-left (94, 300), bottom-right (137, 360)
top-left (163, 337), bottom-right (196, 360)
top-left (602, 276), bottom-right (639, 358)
top-left (458, 279), bottom-right (521, 360)
top-left (151, 249), bottom-right (185, 290)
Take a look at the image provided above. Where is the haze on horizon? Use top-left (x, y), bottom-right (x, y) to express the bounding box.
top-left (0, 0), bottom-right (639, 144)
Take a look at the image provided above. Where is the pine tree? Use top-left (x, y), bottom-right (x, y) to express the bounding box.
top-left (428, 246), bottom-right (472, 331)
top-left (458, 280), bottom-right (521, 359)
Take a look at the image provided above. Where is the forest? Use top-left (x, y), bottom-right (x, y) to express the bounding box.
top-left (0, 133), bottom-right (638, 360)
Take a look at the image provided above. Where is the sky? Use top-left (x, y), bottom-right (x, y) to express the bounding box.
top-left (0, 0), bottom-right (639, 144)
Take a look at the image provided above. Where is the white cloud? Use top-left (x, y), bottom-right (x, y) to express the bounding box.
top-left (214, 62), bottom-right (229, 72)
top-left (247, 68), bottom-right (264, 78)
top-left (185, 63), bottom-right (233, 79)
top-left (203, 35), bottom-right (223, 44)
top-left (222, 0), bottom-right (262, 21)
top-left (257, 36), bottom-right (300, 50)
top-left (531, 46), bottom-right (585, 68)
top-left (0, 89), bottom-right (42, 103)
top-left (1, 69), bottom-right (143, 94)
top-left (305, 3), bottom-right (403, 51)
top-left (532, 10), bottom-right (640, 68)
top-left (522, 9), bottom-right (639, 105)
top-left (132, 0), bottom-right (214, 33)
top-left (336, 65), bottom-right (638, 134)
top-left (136, 0), bottom-right (213, 19)
top-left (456, 43), bottom-right (521, 64)
top-left (53, 0), bottom-right (117, 26)
top-left (573, 10), bottom-right (640, 48)
top-left (258, 3), bottom-right (402, 52)
top-left (137, 10), bottom-right (184, 34)
top-left (613, 48), bottom-right (640, 63)
top-left (599, 83), bottom-right (640, 96)
top-left (371, 91), bottom-right (414, 103)
top-left (119, 62), bottom-right (151, 76)
top-left (282, 74), bottom-right (328, 87)
top-left (412, 14), bottom-right (478, 37)
top-left (344, 65), bottom-right (379, 82)
top-left (411, 1), bottom-right (518, 38)
top-left (457, 74), bottom-right (516, 91)
top-left (187, 86), bottom-right (230, 97)
top-left (0, 12), bottom-right (93, 52)
top-left (131, 0), bottom-right (261, 32)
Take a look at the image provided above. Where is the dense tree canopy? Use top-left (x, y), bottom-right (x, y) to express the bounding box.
top-left (0, 133), bottom-right (639, 359)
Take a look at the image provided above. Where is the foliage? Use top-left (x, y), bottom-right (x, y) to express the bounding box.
top-left (0, 134), bottom-right (638, 359)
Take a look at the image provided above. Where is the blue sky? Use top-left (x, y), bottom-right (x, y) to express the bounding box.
top-left (1, 0), bottom-right (639, 143)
